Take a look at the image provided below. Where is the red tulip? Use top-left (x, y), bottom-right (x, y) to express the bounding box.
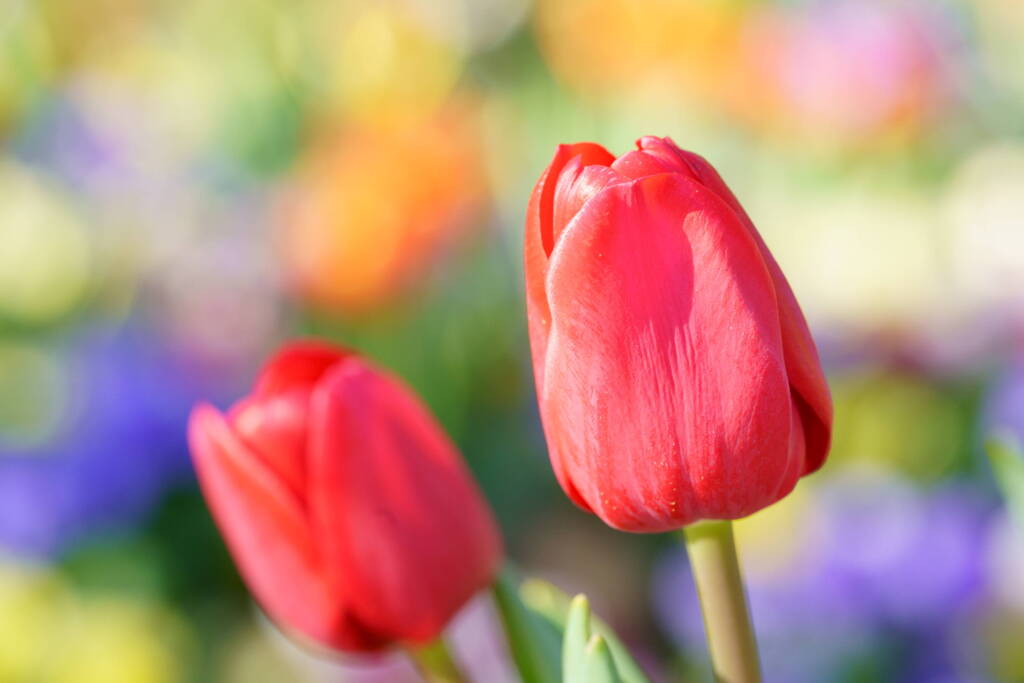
top-left (187, 342), bottom-right (502, 651)
top-left (525, 136), bottom-right (832, 532)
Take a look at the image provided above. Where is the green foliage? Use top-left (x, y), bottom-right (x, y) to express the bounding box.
top-left (521, 578), bottom-right (650, 683)
top-left (987, 434), bottom-right (1024, 528)
top-left (491, 569), bottom-right (563, 683)
top-left (491, 569), bottom-right (650, 683)
top-left (563, 595), bottom-right (621, 683)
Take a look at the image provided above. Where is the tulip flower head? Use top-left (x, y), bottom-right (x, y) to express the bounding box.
top-left (188, 342), bottom-right (502, 651)
top-left (524, 136), bottom-right (833, 532)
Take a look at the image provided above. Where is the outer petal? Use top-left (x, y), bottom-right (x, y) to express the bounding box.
top-left (609, 149), bottom-right (676, 179)
top-left (541, 173), bottom-right (797, 531)
top-left (552, 158), bottom-right (626, 247)
top-left (252, 340), bottom-right (348, 398)
top-left (187, 405), bottom-right (382, 651)
top-left (526, 143), bottom-right (617, 378)
top-left (230, 390), bottom-right (310, 499)
top-left (229, 341), bottom-right (350, 503)
top-left (525, 143), bottom-right (615, 507)
top-left (638, 138), bottom-right (833, 471)
top-left (308, 360), bottom-right (502, 644)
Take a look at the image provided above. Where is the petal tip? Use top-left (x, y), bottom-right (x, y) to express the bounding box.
top-left (253, 340), bottom-right (349, 396)
top-left (188, 403), bottom-right (226, 451)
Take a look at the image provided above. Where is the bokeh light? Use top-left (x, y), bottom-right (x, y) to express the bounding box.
top-left (1, 0), bottom-right (1022, 679)
top-left (279, 105), bottom-right (487, 314)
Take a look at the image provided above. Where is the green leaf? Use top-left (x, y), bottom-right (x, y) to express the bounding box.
top-left (987, 434), bottom-right (1024, 528)
top-left (492, 569), bottom-right (651, 683)
top-left (562, 595), bottom-right (591, 681)
top-left (491, 568), bottom-right (562, 683)
top-left (563, 595), bottom-right (622, 683)
top-left (523, 580), bottom-right (650, 683)
top-left (584, 634), bottom-right (622, 683)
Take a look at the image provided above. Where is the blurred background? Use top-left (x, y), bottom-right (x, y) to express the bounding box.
top-left (1, 0), bottom-right (1023, 680)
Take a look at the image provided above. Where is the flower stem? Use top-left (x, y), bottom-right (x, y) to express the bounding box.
top-left (682, 520), bottom-right (762, 683)
top-left (409, 637), bottom-right (468, 683)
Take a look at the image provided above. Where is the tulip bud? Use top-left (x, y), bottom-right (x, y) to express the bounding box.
top-left (188, 341), bottom-right (502, 651)
top-left (524, 136), bottom-right (833, 532)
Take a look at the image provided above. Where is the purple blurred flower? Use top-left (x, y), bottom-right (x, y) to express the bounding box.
top-left (984, 359), bottom-right (1024, 445)
top-left (13, 93), bottom-right (126, 191)
top-left (816, 476), bottom-right (990, 626)
top-left (654, 546), bottom-right (876, 683)
top-left (653, 472), bottom-right (992, 682)
top-left (745, 0), bottom-right (964, 141)
top-left (0, 323), bottom-right (221, 557)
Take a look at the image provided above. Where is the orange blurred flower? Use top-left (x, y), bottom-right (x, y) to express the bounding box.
top-left (278, 106), bottom-right (486, 314)
top-left (533, 0), bottom-right (748, 107)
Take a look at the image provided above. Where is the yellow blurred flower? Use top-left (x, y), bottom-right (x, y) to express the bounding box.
top-left (753, 183), bottom-right (945, 332)
top-left (311, 2), bottom-right (463, 123)
top-left (735, 483), bottom-right (816, 582)
top-left (0, 162), bottom-right (91, 326)
top-left (0, 342), bottom-right (67, 449)
top-left (971, 0), bottom-right (1024, 104)
top-left (944, 143), bottom-right (1024, 315)
top-left (980, 606), bottom-right (1024, 683)
top-left (218, 625), bottom-right (303, 683)
top-left (829, 371), bottom-right (965, 483)
top-left (279, 106), bottom-right (487, 314)
top-left (44, 598), bottom-right (189, 683)
top-left (35, 0), bottom-right (145, 70)
top-left (0, 560), bottom-right (71, 679)
top-left (534, 0), bottom-right (748, 109)
top-left (976, 511), bottom-right (1024, 683)
top-left (0, 560), bottom-right (191, 683)
top-left (73, 0), bottom-right (303, 163)
top-left (0, 3), bottom-right (57, 133)
top-left (402, 0), bottom-right (529, 54)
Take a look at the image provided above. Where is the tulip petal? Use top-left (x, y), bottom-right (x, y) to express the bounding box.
top-left (553, 159), bottom-right (626, 247)
top-left (188, 404), bottom-right (382, 651)
top-left (541, 173), bottom-right (797, 530)
top-left (526, 143), bottom-right (615, 508)
top-left (308, 360), bottom-right (502, 644)
top-left (230, 391), bottom-right (310, 499)
top-left (252, 341), bottom-right (348, 397)
top-left (634, 137), bottom-right (703, 178)
top-left (526, 144), bottom-right (617, 366)
top-left (609, 149), bottom-right (675, 180)
top-left (533, 144), bottom-right (618, 257)
top-left (228, 342), bottom-right (352, 504)
top-left (648, 141), bottom-right (833, 472)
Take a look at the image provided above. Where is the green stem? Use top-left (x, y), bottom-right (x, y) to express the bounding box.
top-left (408, 637), bottom-right (469, 683)
top-left (682, 521), bottom-right (762, 683)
